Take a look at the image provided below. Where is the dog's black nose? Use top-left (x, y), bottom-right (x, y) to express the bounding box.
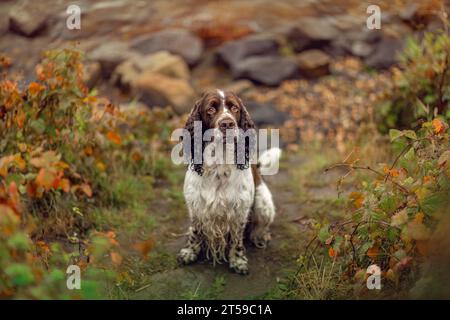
top-left (219, 119), bottom-right (235, 131)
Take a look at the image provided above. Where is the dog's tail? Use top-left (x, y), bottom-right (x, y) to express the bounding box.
top-left (257, 148), bottom-right (282, 175)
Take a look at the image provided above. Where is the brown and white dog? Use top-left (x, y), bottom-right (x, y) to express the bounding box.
top-left (178, 89), bottom-right (281, 274)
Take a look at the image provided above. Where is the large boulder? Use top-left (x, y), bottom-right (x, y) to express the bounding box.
top-left (330, 27), bottom-right (381, 57)
top-left (113, 51), bottom-right (190, 90)
top-left (8, 1), bottom-right (49, 37)
top-left (232, 56), bottom-right (298, 86)
top-left (245, 101), bottom-right (289, 127)
top-left (216, 36), bottom-right (279, 71)
top-left (296, 49), bottom-right (331, 78)
top-left (287, 17), bottom-right (339, 52)
top-left (89, 41), bottom-right (138, 78)
top-left (365, 37), bottom-right (405, 69)
top-left (131, 29), bottom-right (204, 66)
top-left (134, 72), bottom-right (196, 115)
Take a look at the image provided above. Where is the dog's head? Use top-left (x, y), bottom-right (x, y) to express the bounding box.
top-left (184, 89), bottom-right (255, 175)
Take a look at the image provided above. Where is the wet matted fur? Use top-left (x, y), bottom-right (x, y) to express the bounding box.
top-left (177, 89), bottom-right (279, 275)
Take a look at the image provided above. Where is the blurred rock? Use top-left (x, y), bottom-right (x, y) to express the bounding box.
top-left (216, 36), bottom-right (279, 71)
top-left (329, 27), bottom-right (381, 57)
top-left (135, 72), bottom-right (195, 114)
top-left (245, 101), bottom-right (289, 126)
top-left (223, 80), bottom-right (254, 95)
top-left (349, 41), bottom-right (374, 57)
top-left (132, 29), bottom-right (204, 66)
top-left (233, 56), bottom-right (297, 86)
top-left (89, 41), bottom-right (137, 78)
top-left (296, 49), bottom-right (331, 78)
top-left (113, 51), bottom-right (190, 91)
top-left (287, 17), bottom-right (339, 52)
top-left (0, 14), bottom-right (8, 36)
top-left (8, 1), bottom-right (49, 37)
top-left (399, 4), bottom-right (419, 22)
top-left (365, 37), bottom-right (405, 69)
top-left (83, 61), bottom-right (101, 89)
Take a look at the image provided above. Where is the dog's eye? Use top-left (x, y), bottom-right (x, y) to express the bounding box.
top-left (207, 107), bottom-right (216, 115)
top-left (230, 105), bottom-right (239, 113)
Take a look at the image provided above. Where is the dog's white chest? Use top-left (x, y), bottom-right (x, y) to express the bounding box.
top-left (184, 165), bottom-right (254, 218)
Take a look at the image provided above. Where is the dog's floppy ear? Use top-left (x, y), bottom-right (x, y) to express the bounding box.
top-left (236, 96), bottom-right (256, 170)
top-left (184, 97), bottom-right (204, 175)
top-left (237, 96), bottom-right (255, 132)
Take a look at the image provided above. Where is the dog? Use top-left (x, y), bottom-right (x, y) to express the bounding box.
top-left (177, 89), bottom-right (281, 275)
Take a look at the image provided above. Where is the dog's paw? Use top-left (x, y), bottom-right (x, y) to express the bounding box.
top-left (229, 256), bottom-right (249, 275)
top-left (177, 248), bottom-right (198, 265)
top-left (251, 232), bottom-right (271, 249)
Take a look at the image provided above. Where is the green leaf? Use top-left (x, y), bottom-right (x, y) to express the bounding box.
top-left (318, 225), bottom-right (330, 243)
top-left (403, 130), bottom-right (417, 140)
top-left (7, 233), bottom-right (30, 251)
top-left (404, 147), bottom-right (415, 162)
top-left (420, 191), bottom-right (448, 215)
top-left (30, 119), bottom-right (46, 135)
top-left (5, 264), bottom-right (35, 286)
top-left (389, 129), bottom-right (403, 142)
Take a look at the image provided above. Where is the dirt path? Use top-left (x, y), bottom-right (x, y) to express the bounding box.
top-left (125, 148), bottom-right (345, 300)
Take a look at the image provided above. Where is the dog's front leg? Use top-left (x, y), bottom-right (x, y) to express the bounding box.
top-left (228, 222), bottom-right (249, 275)
top-left (177, 225), bottom-right (202, 265)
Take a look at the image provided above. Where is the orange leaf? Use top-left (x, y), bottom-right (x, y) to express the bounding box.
top-left (423, 175), bottom-right (434, 184)
top-left (14, 154), bottom-right (26, 171)
top-left (28, 82), bottom-right (45, 96)
top-left (80, 183), bottom-right (92, 197)
top-left (84, 146), bottom-right (93, 156)
top-left (16, 110), bottom-right (26, 128)
top-left (36, 240), bottom-right (50, 254)
top-left (432, 118), bottom-right (445, 134)
top-left (106, 131), bottom-right (122, 145)
top-left (349, 192), bottom-right (364, 208)
top-left (133, 238), bottom-right (154, 259)
top-left (110, 252), bottom-right (123, 266)
top-left (36, 168), bottom-right (56, 191)
top-left (26, 182), bottom-right (37, 197)
top-left (59, 179), bottom-right (71, 193)
top-left (328, 247), bottom-right (337, 258)
top-left (131, 151), bottom-right (143, 162)
top-left (367, 246), bottom-right (379, 259)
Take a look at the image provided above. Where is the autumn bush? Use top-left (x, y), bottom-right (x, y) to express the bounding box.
top-left (376, 29), bottom-right (449, 132)
top-left (0, 49), bottom-right (176, 298)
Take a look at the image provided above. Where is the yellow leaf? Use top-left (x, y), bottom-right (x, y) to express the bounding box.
top-left (96, 161), bottom-right (106, 172)
top-left (18, 143), bottom-right (27, 153)
top-left (414, 212), bottom-right (424, 224)
top-left (14, 154), bottom-right (26, 171)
